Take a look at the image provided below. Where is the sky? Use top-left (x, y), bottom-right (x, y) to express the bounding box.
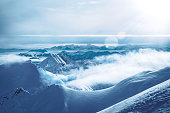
top-left (1, 0), bottom-right (170, 48)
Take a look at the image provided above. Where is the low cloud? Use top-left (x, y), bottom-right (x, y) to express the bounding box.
top-left (39, 68), bottom-right (76, 86)
top-left (0, 54), bottom-right (29, 65)
top-left (66, 49), bottom-right (170, 90)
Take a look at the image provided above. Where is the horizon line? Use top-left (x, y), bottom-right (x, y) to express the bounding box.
top-left (17, 34), bottom-right (170, 38)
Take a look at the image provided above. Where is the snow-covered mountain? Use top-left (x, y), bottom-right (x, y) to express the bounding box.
top-left (19, 49), bottom-right (49, 57)
top-left (47, 44), bottom-right (170, 52)
top-left (48, 44), bottom-right (109, 50)
top-left (0, 62), bottom-right (44, 96)
top-left (98, 79), bottom-right (170, 113)
top-left (18, 49), bottom-right (49, 64)
top-left (0, 66), bottom-right (169, 113)
top-left (39, 53), bottom-right (73, 74)
top-left (39, 51), bottom-right (115, 74)
top-left (1, 45), bottom-right (170, 113)
top-left (57, 51), bottom-right (116, 61)
top-left (39, 54), bottom-right (67, 68)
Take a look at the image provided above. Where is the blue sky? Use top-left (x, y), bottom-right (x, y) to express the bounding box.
top-left (1, 0), bottom-right (170, 47)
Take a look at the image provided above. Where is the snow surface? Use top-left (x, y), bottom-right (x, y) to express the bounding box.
top-left (0, 62), bottom-right (44, 96)
top-left (0, 65), bottom-right (169, 113)
top-left (98, 79), bottom-right (170, 113)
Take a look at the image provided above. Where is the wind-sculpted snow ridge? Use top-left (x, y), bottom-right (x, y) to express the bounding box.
top-left (0, 62), bottom-right (44, 96)
top-left (98, 79), bottom-right (170, 113)
top-left (0, 67), bottom-right (169, 113)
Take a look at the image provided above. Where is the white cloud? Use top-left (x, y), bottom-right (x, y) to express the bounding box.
top-left (77, 1), bottom-right (99, 6)
top-left (39, 68), bottom-right (76, 86)
top-left (66, 49), bottom-right (170, 90)
top-left (0, 54), bottom-right (29, 65)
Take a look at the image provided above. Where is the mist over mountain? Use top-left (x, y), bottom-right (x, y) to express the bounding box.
top-left (1, 0), bottom-right (170, 112)
top-left (0, 65), bottom-right (169, 113)
top-left (0, 44), bottom-right (170, 113)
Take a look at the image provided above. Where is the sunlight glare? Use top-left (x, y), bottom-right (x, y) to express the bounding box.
top-left (136, 0), bottom-right (170, 21)
top-left (134, 0), bottom-right (170, 33)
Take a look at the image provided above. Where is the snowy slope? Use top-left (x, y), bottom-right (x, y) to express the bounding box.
top-left (0, 62), bottom-right (43, 96)
top-left (64, 68), bottom-right (170, 113)
top-left (98, 79), bottom-right (170, 113)
top-left (0, 67), bottom-right (169, 113)
top-left (0, 86), bottom-right (65, 113)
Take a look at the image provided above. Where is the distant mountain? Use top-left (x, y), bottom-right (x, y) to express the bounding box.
top-left (39, 51), bottom-right (115, 74)
top-left (18, 49), bottom-right (50, 64)
top-left (40, 54), bottom-right (67, 66)
top-left (48, 44), bottom-right (109, 50)
top-left (47, 44), bottom-right (170, 52)
top-left (58, 51), bottom-right (116, 61)
top-left (0, 66), bottom-right (169, 113)
top-left (48, 44), bottom-right (153, 51)
top-left (19, 49), bottom-right (49, 57)
top-left (0, 48), bottom-right (27, 53)
top-left (0, 62), bottom-right (43, 96)
top-left (28, 49), bottom-right (47, 53)
top-left (39, 54), bottom-right (69, 74)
